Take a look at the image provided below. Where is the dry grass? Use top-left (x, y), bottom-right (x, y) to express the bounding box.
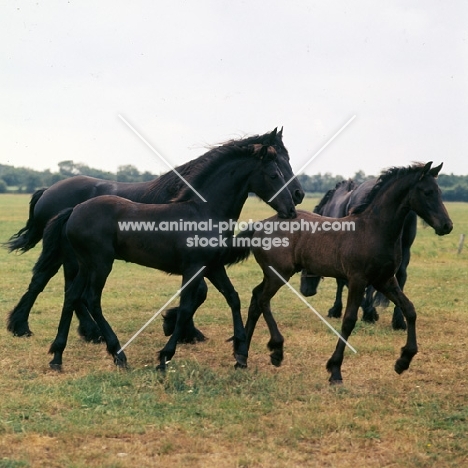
top-left (0, 194), bottom-right (467, 467)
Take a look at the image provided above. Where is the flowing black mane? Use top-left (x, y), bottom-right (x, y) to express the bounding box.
top-left (143, 132), bottom-right (286, 200)
top-left (314, 180), bottom-right (355, 214)
top-left (352, 163), bottom-right (427, 215)
top-left (172, 143), bottom-right (275, 203)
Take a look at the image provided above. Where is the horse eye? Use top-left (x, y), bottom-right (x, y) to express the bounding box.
top-left (270, 173), bottom-right (278, 179)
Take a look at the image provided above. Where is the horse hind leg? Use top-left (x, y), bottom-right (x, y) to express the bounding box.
top-left (7, 251), bottom-right (62, 337)
top-left (61, 248), bottom-right (103, 343)
top-left (162, 280), bottom-right (208, 343)
top-left (49, 271), bottom-right (87, 370)
top-left (328, 279), bottom-right (345, 318)
top-left (361, 285), bottom-right (379, 323)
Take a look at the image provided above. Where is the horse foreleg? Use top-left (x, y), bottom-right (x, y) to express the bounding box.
top-left (206, 267), bottom-right (247, 369)
top-left (244, 281), bottom-right (265, 348)
top-left (376, 277), bottom-right (417, 374)
top-left (262, 276), bottom-right (288, 367)
top-left (392, 255), bottom-right (410, 331)
top-left (157, 272), bottom-right (204, 371)
top-left (326, 280), bottom-right (365, 384)
top-left (245, 274), bottom-right (287, 367)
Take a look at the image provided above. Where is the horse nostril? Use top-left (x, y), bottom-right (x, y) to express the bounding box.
top-left (294, 189), bottom-right (305, 204)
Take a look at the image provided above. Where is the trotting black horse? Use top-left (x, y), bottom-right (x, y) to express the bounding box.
top-left (239, 162), bottom-right (452, 383)
top-left (39, 135), bottom-right (297, 370)
top-left (300, 178), bottom-right (417, 330)
top-left (6, 129), bottom-right (304, 342)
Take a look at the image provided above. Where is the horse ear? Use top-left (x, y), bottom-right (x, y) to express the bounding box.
top-left (277, 126), bottom-right (283, 138)
top-left (261, 128), bottom-right (277, 147)
top-left (429, 162), bottom-right (443, 177)
top-left (419, 161), bottom-right (433, 180)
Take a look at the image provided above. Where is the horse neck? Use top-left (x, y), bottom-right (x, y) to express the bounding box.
top-left (361, 175), bottom-right (415, 240)
top-left (190, 157), bottom-right (255, 221)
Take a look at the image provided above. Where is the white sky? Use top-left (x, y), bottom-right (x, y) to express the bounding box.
top-left (1, 1), bottom-right (467, 178)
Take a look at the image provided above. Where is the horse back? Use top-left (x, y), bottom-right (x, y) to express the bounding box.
top-left (34, 176), bottom-right (120, 225)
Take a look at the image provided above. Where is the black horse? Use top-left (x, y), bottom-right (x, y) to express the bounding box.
top-left (39, 135), bottom-right (297, 370)
top-left (239, 162), bottom-right (452, 383)
top-left (300, 178), bottom-right (417, 330)
top-left (6, 129), bottom-right (304, 342)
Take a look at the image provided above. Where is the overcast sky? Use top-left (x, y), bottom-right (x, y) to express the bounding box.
top-left (2, 1), bottom-right (467, 178)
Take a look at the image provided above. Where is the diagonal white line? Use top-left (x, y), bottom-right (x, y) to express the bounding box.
top-left (117, 266), bottom-right (206, 354)
top-left (118, 114), bottom-right (207, 202)
top-left (268, 266), bottom-right (357, 353)
top-left (268, 114), bottom-right (357, 202)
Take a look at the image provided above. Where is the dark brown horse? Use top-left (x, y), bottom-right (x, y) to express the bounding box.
top-left (39, 136), bottom-right (296, 370)
top-left (240, 162), bottom-right (452, 383)
top-left (301, 178), bottom-right (417, 330)
top-left (6, 129), bottom-right (304, 342)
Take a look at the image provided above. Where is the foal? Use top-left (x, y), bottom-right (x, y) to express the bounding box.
top-left (42, 136), bottom-right (296, 370)
top-left (243, 162), bottom-right (452, 383)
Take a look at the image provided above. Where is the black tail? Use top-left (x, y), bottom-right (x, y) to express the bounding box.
top-left (5, 188), bottom-right (47, 253)
top-left (32, 208), bottom-right (73, 278)
top-left (223, 229), bottom-right (255, 266)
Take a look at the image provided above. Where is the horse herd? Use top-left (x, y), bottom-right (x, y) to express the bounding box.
top-left (5, 128), bottom-right (453, 384)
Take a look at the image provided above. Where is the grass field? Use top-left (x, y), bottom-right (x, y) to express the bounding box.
top-left (0, 194), bottom-right (467, 467)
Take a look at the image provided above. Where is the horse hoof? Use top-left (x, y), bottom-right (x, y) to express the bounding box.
top-left (114, 360), bottom-right (128, 369)
top-left (362, 316), bottom-right (376, 324)
top-left (329, 379), bottom-right (343, 385)
top-left (394, 359), bottom-right (409, 374)
top-left (12, 329), bottom-right (33, 338)
top-left (49, 363), bottom-right (62, 372)
top-left (270, 357), bottom-right (282, 367)
top-left (87, 335), bottom-right (104, 344)
top-left (327, 309), bottom-right (342, 319)
top-left (392, 320), bottom-right (407, 331)
top-left (156, 363), bottom-right (167, 372)
top-left (270, 353), bottom-right (283, 367)
top-left (234, 354), bottom-right (248, 369)
top-left (234, 362), bottom-right (247, 370)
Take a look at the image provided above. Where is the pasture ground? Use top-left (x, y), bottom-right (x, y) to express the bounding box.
top-left (0, 194), bottom-right (467, 467)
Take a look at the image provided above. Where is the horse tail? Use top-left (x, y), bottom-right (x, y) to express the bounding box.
top-left (5, 188), bottom-right (47, 253)
top-left (223, 229), bottom-right (255, 266)
top-left (373, 291), bottom-right (390, 308)
top-left (32, 208), bottom-right (73, 278)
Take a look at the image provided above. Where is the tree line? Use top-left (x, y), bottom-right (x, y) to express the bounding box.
top-left (1, 160), bottom-right (468, 201)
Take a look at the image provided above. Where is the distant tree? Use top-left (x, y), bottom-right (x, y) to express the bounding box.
top-left (0, 178), bottom-right (7, 193)
top-left (141, 170), bottom-right (157, 182)
top-left (25, 174), bottom-right (42, 193)
top-left (58, 160), bottom-right (78, 177)
top-left (352, 170), bottom-right (367, 184)
top-left (117, 164), bottom-right (141, 182)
